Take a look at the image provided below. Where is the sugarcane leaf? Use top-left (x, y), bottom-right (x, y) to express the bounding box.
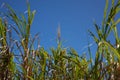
top-left (101, 40), bottom-right (120, 61)
top-left (27, 76), bottom-right (34, 80)
top-left (88, 30), bottom-right (99, 44)
top-left (102, 0), bottom-right (108, 29)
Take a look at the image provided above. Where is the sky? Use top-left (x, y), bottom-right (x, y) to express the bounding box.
top-left (0, 0), bottom-right (107, 56)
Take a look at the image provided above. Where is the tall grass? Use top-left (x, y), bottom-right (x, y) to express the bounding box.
top-left (0, 0), bottom-right (120, 80)
top-left (0, 17), bottom-right (15, 79)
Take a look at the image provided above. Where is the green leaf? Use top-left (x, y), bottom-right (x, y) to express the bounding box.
top-left (101, 40), bottom-right (120, 61)
top-left (27, 76), bottom-right (34, 80)
top-left (88, 30), bottom-right (99, 44)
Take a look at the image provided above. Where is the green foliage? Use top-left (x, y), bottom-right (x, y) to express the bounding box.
top-left (0, 17), bottom-right (16, 79)
top-left (0, 0), bottom-right (120, 80)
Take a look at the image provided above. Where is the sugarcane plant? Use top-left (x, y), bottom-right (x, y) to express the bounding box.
top-left (88, 0), bottom-right (120, 79)
top-left (5, 2), bottom-right (37, 79)
top-left (0, 17), bottom-right (16, 79)
top-left (0, 0), bottom-right (120, 80)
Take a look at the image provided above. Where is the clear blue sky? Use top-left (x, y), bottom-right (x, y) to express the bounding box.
top-left (0, 0), bottom-right (106, 55)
